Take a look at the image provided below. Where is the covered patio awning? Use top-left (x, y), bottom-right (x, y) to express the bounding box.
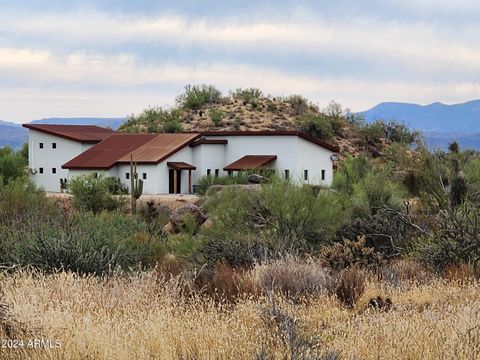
top-left (224, 155), bottom-right (277, 171)
top-left (167, 162), bottom-right (196, 170)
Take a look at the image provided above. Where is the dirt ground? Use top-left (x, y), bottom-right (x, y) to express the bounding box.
top-left (46, 192), bottom-right (201, 211)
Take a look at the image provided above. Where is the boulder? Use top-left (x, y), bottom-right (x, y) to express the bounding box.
top-left (169, 203), bottom-right (208, 233)
top-left (248, 174), bottom-right (269, 184)
top-left (163, 221), bottom-right (175, 234)
top-left (200, 218), bottom-right (214, 230)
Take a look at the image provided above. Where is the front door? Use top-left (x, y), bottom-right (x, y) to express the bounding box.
top-left (168, 169), bottom-right (182, 194)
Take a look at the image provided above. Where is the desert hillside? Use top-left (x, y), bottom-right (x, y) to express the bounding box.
top-left (118, 86), bottom-right (403, 158)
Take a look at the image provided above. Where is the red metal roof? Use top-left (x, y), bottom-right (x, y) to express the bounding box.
top-left (117, 133), bottom-right (200, 164)
top-left (62, 133), bottom-right (200, 170)
top-left (22, 124), bottom-right (115, 143)
top-left (224, 155), bottom-right (277, 171)
top-left (201, 131), bottom-right (339, 152)
top-left (167, 162), bottom-right (196, 170)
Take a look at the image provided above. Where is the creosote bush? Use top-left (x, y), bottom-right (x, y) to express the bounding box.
top-left (176, 84), bottom-right (222, 110)
top-left (119, 107), bottom-right (183, 133)
top-left (297, 112), bottom-right (333, 140)
top-left (69, 173), bottom-right (126, 213)
top-left (208, 108), bottom-right (226, 126)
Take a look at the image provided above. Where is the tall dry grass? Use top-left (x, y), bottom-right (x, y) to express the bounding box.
top-left (0, 261), bottom-right (478, 359)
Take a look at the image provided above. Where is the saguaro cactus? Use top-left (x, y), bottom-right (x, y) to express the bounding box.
top-left (130, 153), bottom-right (143, 215)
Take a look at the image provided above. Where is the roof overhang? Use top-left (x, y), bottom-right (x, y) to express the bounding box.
top-left (23, 124), bottom-right (115, 143)
top-left (224, 155), bottom-right (277, 171)
top-left (167, 162), bottom-right (196, 170)
top-left (190, 138), bottom-right (228, 147)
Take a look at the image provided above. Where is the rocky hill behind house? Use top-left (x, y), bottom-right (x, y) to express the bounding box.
top-left (119, 87), bottom-right (389, 158)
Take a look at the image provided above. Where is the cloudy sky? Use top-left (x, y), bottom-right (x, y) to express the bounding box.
top-left (0, 0), bottom-right (479, 123)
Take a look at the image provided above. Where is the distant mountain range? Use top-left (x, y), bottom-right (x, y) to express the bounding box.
top-left (361, 100), bottom-right (480, 150)
top-left (2, 101), bottom-right (480, 151)
top-left (0, 118), bottom-right (125, 150)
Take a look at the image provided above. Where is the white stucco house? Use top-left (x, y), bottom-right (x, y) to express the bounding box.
top-left (23, 124), bottom-right (338, 194)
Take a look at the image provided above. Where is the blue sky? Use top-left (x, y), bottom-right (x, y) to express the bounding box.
top-left (0, 0), bottom-right (479, 122)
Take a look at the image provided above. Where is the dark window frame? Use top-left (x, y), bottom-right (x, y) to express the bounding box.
top-left (207, 169), bottom-right (211, 176)
top-left (321, 170), bottom-right (326, 181)
top-left (284, 169), bottom-right (290, 179)
top-left (304, 169), bottom-right (308, 181)
top-left (39, 142), bottom-right (44, 149)
top-left (39, 167), bottom-right (43, 174)
top-left (52, 168), bottom-right (56, 174)
top-left (126, 173), bottom-right (130, 180)
top-left (142, 173), bottom-right (147, 180)
top-left (215, 169), bottom-right (220, 177)
top-left (52, 143), bottom-right (57, 149)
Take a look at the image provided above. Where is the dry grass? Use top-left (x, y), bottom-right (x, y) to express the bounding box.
top-left (0, 265), bottom-right (479, 359)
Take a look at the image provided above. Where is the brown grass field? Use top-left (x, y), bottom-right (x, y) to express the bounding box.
top-left (0, 262), bottom-right (479, 360)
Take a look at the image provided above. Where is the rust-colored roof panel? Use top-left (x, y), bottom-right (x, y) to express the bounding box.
top-left (63, 133), bottom-right (200, 170)
top-left (224, 155), bottom-right (277, 171)
top-left (167, 162), bottom-right (196, 170)
top-left (62, 134), bottom-right (157, 169)
top-left (117, 133), bottom-right (200, 164)
top-left (23, 124), bottom-right (115, 143)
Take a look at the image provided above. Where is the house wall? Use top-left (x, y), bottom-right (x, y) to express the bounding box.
top-left (50, 133), bottom-right (334, 195)
top-left (115, 146), bottom-right (195, 195)
top-left (192, 143), bottom-right (227, 183)
top-left (28, 130), bottom-right (95, 192)
top-left (199, 135), bottom-right (334, 186)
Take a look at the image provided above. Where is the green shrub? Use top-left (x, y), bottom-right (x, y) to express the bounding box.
top-left (297, 112), bottom-right (333, 140)
top-left (176, 84), bottom-right (222, 110)
top-left (351, 171), bottom-right (405, 216)
top-left (202, 181), bottom-right (344, 255)
top-left (69, 174), bottom-right (126, 213)
top-left (333, 155), bottom-right (372, 195)
top-left (255, 181), bottom-right (344, 251)
top-left (208, 108), bottom-right (226, 126)
top-left (385, 121), bottom-right (420, 145)
top-left (339, 211), bottom-right (408, 257)
top-left (283, 94), bottom-right (312, 116)
top-left (361, 120), bottom-right (386, 143)
top-left (119, 107), bottom-right (183, 133)
top-left (0, 147), bottom-right (25, 184)
top-left (230, 88), bottom-right (263, 108)
top-left (21, 211), bottom-right (163, 275)
top-left (418, 203), bottom-right (480, 271)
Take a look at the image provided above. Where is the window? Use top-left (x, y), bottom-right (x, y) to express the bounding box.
top-left (94, 172), bottom-right (98, 179)
top-left (207, 169), bottom-right (211, 176)
top-left (52, 143), bottom-right (57, 149)
top-left (52, 168), bottom-right (56, 174)
top-left (142, 173), bottom-right (147, 180)
top-left (228, 171), bottom-right (233, 177)
top-left (215, 169), bottom-right (219, 177)
top-left (126, 173), bottom-right (130, 180)
top-left (321, 170), bottom-right (326, 181)
top-left (304, 170), bottom-right (308, 181)
top-left (39, 167), bottom-right (43, 174)
top-left (284, 169), bottom-right (290, 179)
top-left (39, 142), bottom-right (44, 149)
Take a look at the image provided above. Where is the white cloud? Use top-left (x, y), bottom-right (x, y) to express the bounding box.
top-left (1, 11), bottom-right (480, 78)
top-left (1, 46), bottom-right (479, 122)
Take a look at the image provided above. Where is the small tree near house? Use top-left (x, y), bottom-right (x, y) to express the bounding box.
top-left (130, 153), bottom-right (143, 215)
